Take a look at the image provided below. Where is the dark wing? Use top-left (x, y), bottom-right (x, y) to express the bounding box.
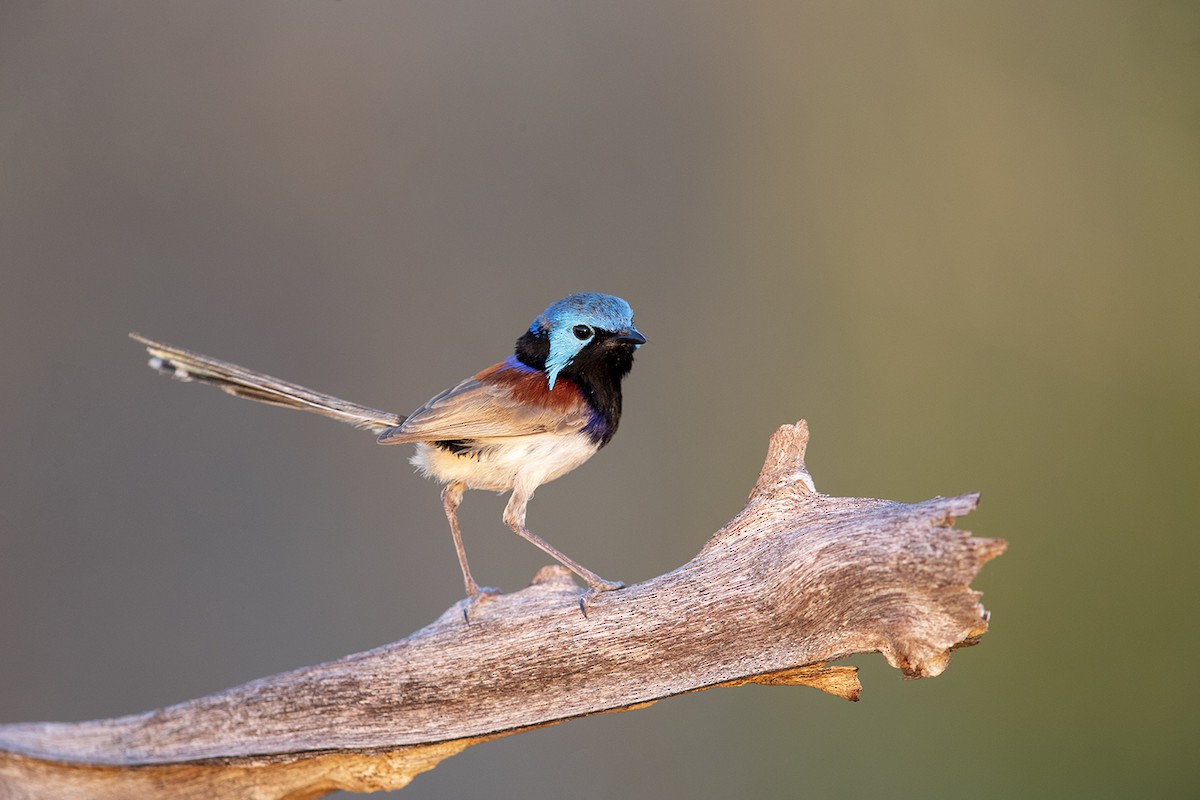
top-left (130, 334), bottom-right (404, 432)
top-left (377, 365), bottom-right (590, 444)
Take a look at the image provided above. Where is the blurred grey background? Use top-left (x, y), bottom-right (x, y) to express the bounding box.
top-left (2, 2), bottom-right (1197, 798)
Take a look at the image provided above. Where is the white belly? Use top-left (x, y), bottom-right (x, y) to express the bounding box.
top-left (410, 433), bottom-right (600, 493)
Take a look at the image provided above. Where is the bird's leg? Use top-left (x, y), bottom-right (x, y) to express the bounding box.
top-left (502, 489), bottom-right (624, 593)
top-left (441, 481), bottom-right (486, 601)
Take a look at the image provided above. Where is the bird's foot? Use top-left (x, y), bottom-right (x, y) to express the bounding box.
top-left (588, 578), bottom-right (625, 592)
top-left (578, 578), bottom-right (624, 618)
top-left (461, 586), bottom-right (503, 624)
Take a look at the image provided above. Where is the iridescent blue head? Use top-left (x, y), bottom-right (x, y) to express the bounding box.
top-left (528, 292), bottom-right (645, 390)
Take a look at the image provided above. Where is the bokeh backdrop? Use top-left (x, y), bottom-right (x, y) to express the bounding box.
top-left (2, 2), bottom-right (1197, 798)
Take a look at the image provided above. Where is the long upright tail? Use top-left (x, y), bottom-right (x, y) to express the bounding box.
top-left (130, 334), bottom-right (405, 433)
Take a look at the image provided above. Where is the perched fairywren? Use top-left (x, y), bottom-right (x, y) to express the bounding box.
top-left (131, 292), bottom-right (645, 602)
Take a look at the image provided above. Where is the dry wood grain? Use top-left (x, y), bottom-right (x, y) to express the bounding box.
top-left (0, 421), bottom-right (1005, 799)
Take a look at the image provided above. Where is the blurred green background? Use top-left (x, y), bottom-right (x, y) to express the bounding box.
top-left (2, 2), bottom-right (1196, 798)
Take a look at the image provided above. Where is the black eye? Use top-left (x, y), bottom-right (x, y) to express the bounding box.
top-left (572, 324), bottom-right (593, 340)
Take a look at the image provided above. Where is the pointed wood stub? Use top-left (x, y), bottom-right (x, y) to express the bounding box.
top-left (749, 419), bottom-right (816, 501)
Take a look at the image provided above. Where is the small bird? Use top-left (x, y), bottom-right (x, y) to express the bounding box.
top-left (131, 292), bottom-right (645, 604)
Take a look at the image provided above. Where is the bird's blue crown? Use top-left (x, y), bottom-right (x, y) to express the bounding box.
top-left (531, 292), bottom-right (639, 390)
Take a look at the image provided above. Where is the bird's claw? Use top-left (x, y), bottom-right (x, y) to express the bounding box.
top-left (591, 579), bottom-right (625, 592)
top-left (578, 579), bottom-right (624, 617)
top-left (461, 586), bottom-right (503, 624)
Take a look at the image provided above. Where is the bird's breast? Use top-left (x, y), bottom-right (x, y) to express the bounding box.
top-left (410, 432), bottom-right (601, 492)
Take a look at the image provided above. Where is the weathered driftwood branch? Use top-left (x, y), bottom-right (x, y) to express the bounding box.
top-left (0, 421), bottom-right (1005, 799)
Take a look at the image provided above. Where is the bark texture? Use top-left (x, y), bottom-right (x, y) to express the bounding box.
top-left (0, 421), bottom-right (1005, 798)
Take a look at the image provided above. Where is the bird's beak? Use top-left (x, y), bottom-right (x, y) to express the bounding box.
top-left (614, 327), bottom-right (647, 346)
